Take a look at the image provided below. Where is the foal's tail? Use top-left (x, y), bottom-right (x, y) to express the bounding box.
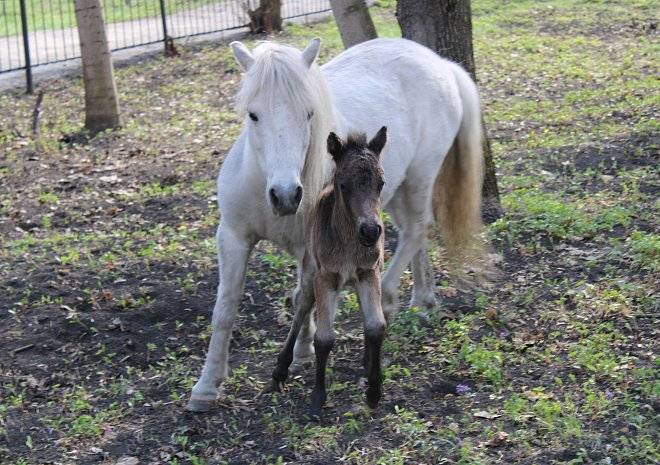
top-left (433, 63), bottom-right (486, 276)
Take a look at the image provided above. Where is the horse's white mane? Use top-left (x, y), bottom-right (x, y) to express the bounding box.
top-left (236, 42), bottom-right (319, 115)
top-left (236, 41), bottom-right (336, 218)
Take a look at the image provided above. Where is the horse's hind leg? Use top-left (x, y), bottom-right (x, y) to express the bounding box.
top-left (382, 182), bottom-right (431, 319)
top-left (356, 268), bottom-right (386, 408)
top-left (271, 254), bottom-right (315, 389)
top-left (410, 242), bottom-right (437, 310)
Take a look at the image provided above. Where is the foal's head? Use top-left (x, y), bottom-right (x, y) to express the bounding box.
top-left (327, 127), bottom-right (387, 247)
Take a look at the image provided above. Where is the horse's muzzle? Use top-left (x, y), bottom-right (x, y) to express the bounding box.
top-left (269, 183), bottom-right (303, 216)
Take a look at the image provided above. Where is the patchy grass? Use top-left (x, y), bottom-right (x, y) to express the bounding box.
top-left (1, 0), bottom-right (658, 464)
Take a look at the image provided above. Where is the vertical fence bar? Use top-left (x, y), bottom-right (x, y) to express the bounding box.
top-left (18, 0), bottom-right (33, 93)
top-left (159, 0), bottom-right (169, 44)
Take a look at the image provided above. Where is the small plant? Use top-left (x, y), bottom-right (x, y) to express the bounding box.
top-left (37, 191), bottom-right (59, 204)
top-left (628, 230), bottom-right (659, 272)
top-left (460, 342), bottom-right (504, 388)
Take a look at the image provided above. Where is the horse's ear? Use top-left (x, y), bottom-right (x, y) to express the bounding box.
top-left (230, 41), bottom-right (254, 71)
top-left (327, 132), bottom-right (344, 162)
top-left (368, 126), bottom-right (387, 156)
top-left (302, 38), bottom-right (321, 69)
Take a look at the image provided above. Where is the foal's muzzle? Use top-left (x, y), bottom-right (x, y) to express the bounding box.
top-left (269, 182), bottom-right (303, 216)
top-left (358, 222), bottom-right (382, 247)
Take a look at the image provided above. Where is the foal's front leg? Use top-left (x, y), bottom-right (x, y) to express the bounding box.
top-left (187, 225), bottom-right (253, 412)
top-left (310, 272), bottom-right (339, 419)
top-left (271, 254), bottom-right (315, 389)
top-left (356, 268), bottom-right (387, 408)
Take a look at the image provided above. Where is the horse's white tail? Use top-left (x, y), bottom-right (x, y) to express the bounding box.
top-left (433, 63), bottom-right (485, 271)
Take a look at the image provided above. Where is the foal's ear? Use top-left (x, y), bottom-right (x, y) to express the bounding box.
top-left (302, 38), bottom-right (321, 69)
top-left (230, 41), bottom-right (254, 71)
top-left (368, 126), bottom-right (388, 156)
top-left (327, 132), bottom-right (344, 162)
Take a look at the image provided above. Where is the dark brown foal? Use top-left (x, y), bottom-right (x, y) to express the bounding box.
top-left (271, 127), bottom-right (388, 419)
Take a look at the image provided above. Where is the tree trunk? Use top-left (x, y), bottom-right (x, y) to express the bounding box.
top-left (330, 0), bottom-right (378, 48)
top-left (396, 0), bottom-right (502, 222)
top-left (75, 0), bottom-right (120, 134)
top-left (247, 0), bottom-right (282, 34)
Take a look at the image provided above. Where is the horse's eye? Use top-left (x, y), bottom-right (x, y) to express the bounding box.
top-left (249, 112), bottom-right (258, 122)
top-left (307, 110), bottom-right (314, 121)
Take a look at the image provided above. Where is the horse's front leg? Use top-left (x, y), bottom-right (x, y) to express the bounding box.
top-left (309, 272), bottom-right (339, 420)
top-left (356, 268), bottom-right (386, 408)
top-left (187, 225), bottom-right (253, 412)
top-left (271, 253), bottom-right (315, 389)
top-left (292, 255), bottom-right (317, 364)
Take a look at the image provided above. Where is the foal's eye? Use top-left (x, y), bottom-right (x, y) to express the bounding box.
top-left (248, 112), bottom-right (259, 122)
top-left (339, 183), bottom-right (348, 194)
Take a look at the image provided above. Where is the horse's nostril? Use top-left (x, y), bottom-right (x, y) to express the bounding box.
top-left (294, 185), bottom-right (303, 204)
top-left (269, 188), bottom-right (280, 207)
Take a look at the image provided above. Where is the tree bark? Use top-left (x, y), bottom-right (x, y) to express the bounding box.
top-left (75, 0), bottom-right (120, 134)
top-left (396, 0), bottom-right (502, 222)
top-left (247, 0), bottom-right (282, 34)
top-left (330, 0), bottom-right (378, 48)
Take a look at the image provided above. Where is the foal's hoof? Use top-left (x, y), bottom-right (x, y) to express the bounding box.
top-left (185, 397), bottom-right (216, 413)
top-left (262, 378), bottom-right (285, 394)
top-left (308, 404), bottom-right (323, 421)
top-left (366, 388), bottom-right (382, 409)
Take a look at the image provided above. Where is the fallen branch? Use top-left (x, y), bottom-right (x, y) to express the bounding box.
top-left (32, 90), bottom-right (45, 137)
top-left (12, 344), bottom-right (35, 355)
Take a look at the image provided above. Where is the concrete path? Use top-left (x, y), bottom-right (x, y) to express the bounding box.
top-left (1, 0), bottom-right (330, 91)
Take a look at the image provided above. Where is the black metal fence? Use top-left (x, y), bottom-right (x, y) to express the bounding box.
top-left (1, 0), bottom-right (331, 92)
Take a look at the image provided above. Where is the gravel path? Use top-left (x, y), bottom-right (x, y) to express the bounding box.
top-left (0, 0), bottom-right (330, 86)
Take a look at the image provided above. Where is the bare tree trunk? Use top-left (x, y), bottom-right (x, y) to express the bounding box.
top-left (330, 0), bottom-right (378, 48)
top-left (75, 0), bottom-right (120, 134)
top-left (247, 0), bottom-right (282, 34)
top-left (397, 0), bottom-right (502, 222)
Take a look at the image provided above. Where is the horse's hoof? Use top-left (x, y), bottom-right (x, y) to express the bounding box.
top-left (290, 354), bottom-right (315, 373)
top-left (185, 397), bottom-right (216, 413)
top-left (410, 291), bottom-right (437, 310)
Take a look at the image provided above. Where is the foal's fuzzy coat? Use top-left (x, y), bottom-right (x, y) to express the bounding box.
top-left (271, 127), bottom-right (388, 418)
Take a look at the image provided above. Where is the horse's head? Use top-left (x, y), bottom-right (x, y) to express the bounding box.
top-left (327, 127), bottom-right (387, 247)
top-left (231, 38), bottom-right (323, 216)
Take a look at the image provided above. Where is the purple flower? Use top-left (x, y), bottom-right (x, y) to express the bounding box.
top-left (499, 330), bottom-right (511, 339)
top-left (605, 389), bottom-right (614, 399)
top-left (456, 384), bottom-right (471, 395)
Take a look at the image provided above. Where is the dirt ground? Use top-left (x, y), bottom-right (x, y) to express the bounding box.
top-left (0, 0), bottom-right (658, 464)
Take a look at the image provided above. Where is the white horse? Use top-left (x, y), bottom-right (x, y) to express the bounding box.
top-left (187, 37), bottom-right (485, 411)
